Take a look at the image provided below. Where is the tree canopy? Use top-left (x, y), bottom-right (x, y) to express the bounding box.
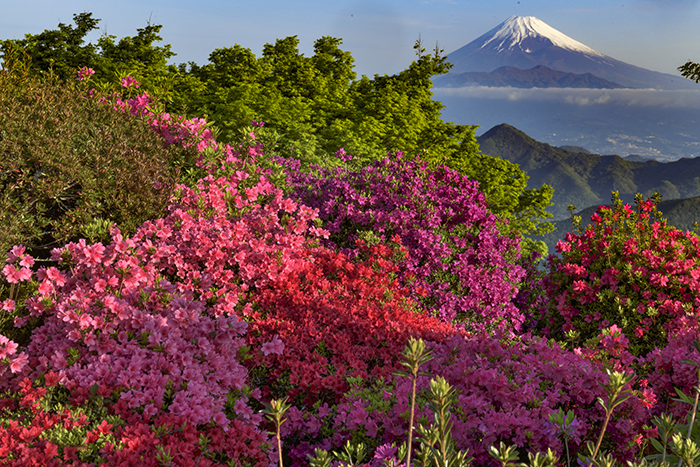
top-left (679, 60), bottom-right (700, 83)
top-left (1, 12), bottom-right (554, 242)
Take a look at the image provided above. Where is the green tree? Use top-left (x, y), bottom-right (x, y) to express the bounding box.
top-left (0, 12), bottom-right (100, 79)
top-left (186, 36), bottom-right (359, 162)
top-left (0, 12), bottom-right (202, 109)
top-left (679, 60), bottom-right (700, 83)
top-left (97, 23), bottom-right (175, 72)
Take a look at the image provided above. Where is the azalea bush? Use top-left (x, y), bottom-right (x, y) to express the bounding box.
top-left (639, 328), bottom-right (700, 418)
top-left (3, 68), bottom-right (700, 467)
top-left (278, 151), bottom-right (526, 334)
top-left (279, 331), bottom-right (657, 467)
top-left (245, 237), bottom-right (459, 407)
top-left (0, 173), bottom-right (297, 464)
top-left (539, 192), bottom-right (700, 357)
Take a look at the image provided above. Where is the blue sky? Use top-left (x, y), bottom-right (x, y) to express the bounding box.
top-left (3, 0), bottom-right (699, 79)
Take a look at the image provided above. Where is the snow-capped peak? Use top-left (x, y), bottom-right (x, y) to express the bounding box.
top-left (482, 16), bottom-right (604, 57)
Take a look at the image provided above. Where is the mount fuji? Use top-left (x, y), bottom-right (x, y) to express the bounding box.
top-left (437, 16), bottom-right (694, 90)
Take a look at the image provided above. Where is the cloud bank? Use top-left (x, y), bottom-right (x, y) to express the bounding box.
top-left (432, 86), bottom-right (700, 108)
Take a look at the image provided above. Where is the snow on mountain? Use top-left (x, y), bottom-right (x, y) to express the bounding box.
top-left (441, 16), bottom-right (695, 90)
top-left (481, 16), bottom-right (603, 57)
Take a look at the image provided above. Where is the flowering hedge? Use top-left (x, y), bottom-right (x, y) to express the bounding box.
top-left (539, 193), bottom-right (700, 357)
top-left (3, 73), bottom-right (700, 467)
top-left (278, 152), bottom-right (526, 334)
top-left (278, 332), bottom-right (655, 467)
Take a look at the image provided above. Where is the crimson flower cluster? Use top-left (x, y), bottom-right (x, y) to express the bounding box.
top-left (246, 238), bottom-right (459, 405)
top-left (540, 193), bottom-right (700, 357)
top-left (0, 376), bottom-right (268, 466)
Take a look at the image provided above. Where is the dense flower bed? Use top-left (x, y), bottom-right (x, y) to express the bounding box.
top-left (278, 152), bottom-right (525, 334)
top-left (279, 332), bottom-right (654, 467)
top-left (1, 72), bottom-right (700, 467)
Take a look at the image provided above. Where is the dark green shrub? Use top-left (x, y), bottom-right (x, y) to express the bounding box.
top-left (0, 70), bottom-right (198, 264)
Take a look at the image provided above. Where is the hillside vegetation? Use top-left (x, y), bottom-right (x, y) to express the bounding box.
top-left (478, 123), bottom-right (700, 220)
top-left (1, 12), bottom-right (554, 241)
top-left (2, 13), bottom-right (700, 467)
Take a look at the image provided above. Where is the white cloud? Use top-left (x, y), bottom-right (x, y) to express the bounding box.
top-left (432, 86), bottom-right (700, 108)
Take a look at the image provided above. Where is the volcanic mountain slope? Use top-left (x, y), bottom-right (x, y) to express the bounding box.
top-left (477, 124), bottom-right (700, 220)
top-left (436, 64), bottom-right (627, 89)
top-left (437, 15), bottom-right (694, 90)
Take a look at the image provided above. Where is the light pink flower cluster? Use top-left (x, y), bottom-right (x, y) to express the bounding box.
top-left (112, 91), bottom-right (218, 154)
top-left (0, 165), bottom-right (325, 462)
top-left (6, 167), bottom-right (330, 432)
top-left (120, 75), bottom-right (140, 89)
top-left (0, 334), bottom-right (27, 375)
top-left (76, 66), bottom-right (95, 81)
top-left (2, 245), bottom-right (34, 285)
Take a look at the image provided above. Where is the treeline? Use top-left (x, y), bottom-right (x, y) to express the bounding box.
top-left (0, 12), bottom-right (554, 247)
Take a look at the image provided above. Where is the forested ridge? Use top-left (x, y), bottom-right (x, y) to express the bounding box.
top-left (0, 12), bottom-right (554, 248)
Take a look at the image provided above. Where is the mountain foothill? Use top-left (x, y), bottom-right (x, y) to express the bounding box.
top-left (478, 123), bottom-right (700, 252)
top-left (436, 64), bottom-right (627, 89)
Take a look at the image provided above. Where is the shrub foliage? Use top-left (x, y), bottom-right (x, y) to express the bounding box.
top-left (0, 71), bottom-right (198, 263)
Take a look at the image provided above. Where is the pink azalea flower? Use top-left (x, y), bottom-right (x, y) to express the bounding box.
top-left (6, 245), bottom-right (26, 263)
top-left (46, 267), bottom-right (66, 286)
top-left (261, 334), bottom-right (284, 356)
top-left (120, 75), bottom-right (140, 88)
top-left (77, 67), bottom-right (95, 81)
top-left (0, 336), bottom-right (18, 359)
top-left (2, 264), bottom-right (32, 283)
top-left (37, 280), bottom-right (54, 297)
top-left (19, 254), bottom-right (34, 268)
top-left (9, 352), bottom-right (29, 373)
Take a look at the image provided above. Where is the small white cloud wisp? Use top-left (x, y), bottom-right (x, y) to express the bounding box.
top-left (433, 86), bottom-right (700, 108)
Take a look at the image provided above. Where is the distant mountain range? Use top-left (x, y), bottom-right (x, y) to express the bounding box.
top-left (435, 15), bottom-right (695, 90)
top-left (477, 123), bottom-right (700, 220)
top-left (436, 64), bottom-right (626, 89)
